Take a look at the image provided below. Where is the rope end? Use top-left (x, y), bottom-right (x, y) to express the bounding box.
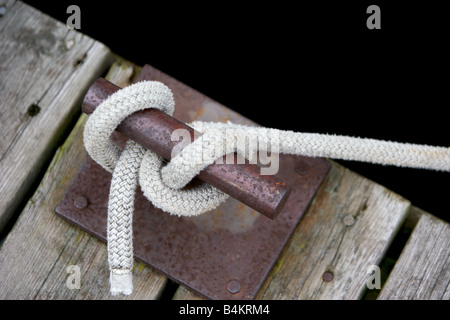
top-left (110, 270), bottom-right (133, 296)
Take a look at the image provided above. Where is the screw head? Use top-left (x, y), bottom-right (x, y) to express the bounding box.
top-left (295, 161), bottom-right (310, 176)
top-left (322, 271), bottom-right (334, 282)
top-left (74, 196), bottom-right (88, 209)
top-left (343, 215), bottom-right (355, 227)
top-left (227, 279), bottom-right (241, 294)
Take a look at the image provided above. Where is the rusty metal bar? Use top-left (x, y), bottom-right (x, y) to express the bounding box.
top-left (82, 78), bottom-right (291, 219)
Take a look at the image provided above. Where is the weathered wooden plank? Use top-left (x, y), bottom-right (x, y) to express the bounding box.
top-left (173, 163), bottom-right (411, 300)
top-left (0, 0), bottom-right (113, 232)
top-left (0, 60), bottom-right (168, 299)
top-left (172, 285), bottom-right (204, 300)
top-left (256, 164), bottom-right (410, 299)
top-left (378, 210), bottom-right (450, 300)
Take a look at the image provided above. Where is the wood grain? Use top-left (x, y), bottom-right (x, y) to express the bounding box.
top-left (0, 0), bottom-right (112, 232)
top-left (378, 210), bottom-right (450, 300)
top-left (0, 60), bottom-right (168, 299)
top-left (256, 163), bottom-right (410, 299)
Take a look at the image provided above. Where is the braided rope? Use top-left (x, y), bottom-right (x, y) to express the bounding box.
top-left (107, 140), bottom-right (144, 295)
top-left (162, 121), bottom-right (450, 189)
top-left (83, 81), bottom-right (450, 295)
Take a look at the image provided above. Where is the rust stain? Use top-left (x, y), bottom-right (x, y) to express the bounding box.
top-left (192, 107), bottom-right (205, 120)
top-left (217, 115), bottom-right (230, 123)
top-left (237, 203), bottom-right (246, 213)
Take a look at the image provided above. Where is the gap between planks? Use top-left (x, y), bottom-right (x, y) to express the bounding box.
top-left (378, 208), bottom-right (450, 300)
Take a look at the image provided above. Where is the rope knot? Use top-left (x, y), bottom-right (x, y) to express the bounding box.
top-left (83, 81), bottom-right (228, 295)
top-left (83, 80), bottom-right (450, 296)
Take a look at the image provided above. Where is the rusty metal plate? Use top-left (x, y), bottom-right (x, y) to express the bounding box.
top-left (55, 65), bottom-right (330, 299)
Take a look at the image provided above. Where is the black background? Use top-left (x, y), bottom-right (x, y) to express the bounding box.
top-left (24, 0), bottom-right (449, 222)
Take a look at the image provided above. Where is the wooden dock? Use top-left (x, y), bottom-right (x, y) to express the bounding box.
top-left (0, 1), bottom-right (448, 300)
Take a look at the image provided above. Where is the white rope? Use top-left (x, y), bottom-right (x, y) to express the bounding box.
top-left (83, 81), bottom-right (450, 295)
top-left (107, 140), bottom-right (144, 295)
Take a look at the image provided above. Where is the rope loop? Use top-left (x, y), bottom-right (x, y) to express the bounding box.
top-left (83, 80), bottom-right (450, 295)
